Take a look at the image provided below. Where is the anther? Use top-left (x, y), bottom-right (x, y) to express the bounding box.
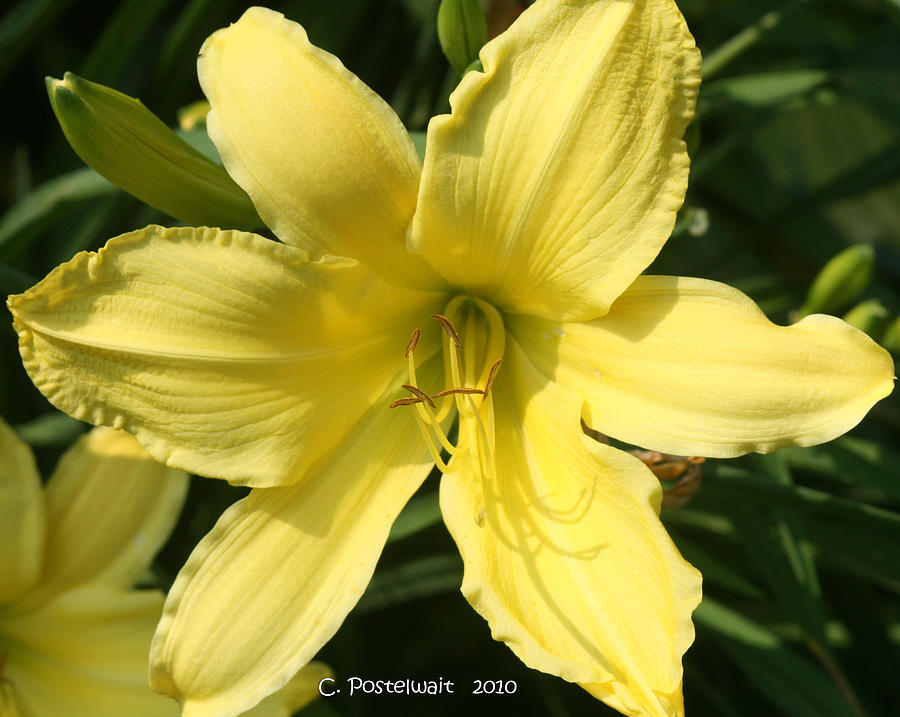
top-left (405, 328), bottom-right (420, 358)
top-left (401, 384), bottom-right (436, 408)
top-left (483, 358), bottom-right (503, 398)
top-left (432, 314), bottom-right (461, 347)
top-left (390, 397), bottom-right (424, 408)
top-left (434, 387), bottom-right (484, 398)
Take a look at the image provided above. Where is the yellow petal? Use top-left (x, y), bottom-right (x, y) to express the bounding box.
top-left (29, 427), bottom-right (188, 601)
top-left (410, 0), bottom-right (701, 320)
top-left (2, 585), bottom-right (178, 717)
top-left (9, 225), bottom-right (444, 487)
top-left (244, 662), bottom-right (332, 717)
top-left (511, 276), bottom-right (895, 458)
top-left (199, 7), bottom-right (441, 289)
top-left (440, 337), bottom-right (701, 717)
top-left (149, 358), bottom-right (442, 717)
top-left (0, 417), bottom-right (45, 603)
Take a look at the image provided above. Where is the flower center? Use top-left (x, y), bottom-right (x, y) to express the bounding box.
top-left (391, 296), bottom-right (505, 482)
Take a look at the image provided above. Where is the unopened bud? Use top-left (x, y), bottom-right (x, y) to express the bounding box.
top-left (46, 73), bottom-right (259, 229)
top-left (438, 0), bottom-right (488, 74)
top-left (798, 244), bottom-right (874, 318)
top-left (843, 299), bottom-right (889, 339)
top-left (881, 316), bottom-right (900, 354)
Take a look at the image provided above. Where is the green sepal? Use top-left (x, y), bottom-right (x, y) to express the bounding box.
top-left (46, 72), bottom-right (260, 230)
top-left (437, 0), bottom-right (487, 75)
top-left (797, 243), bottom-right (874, 318)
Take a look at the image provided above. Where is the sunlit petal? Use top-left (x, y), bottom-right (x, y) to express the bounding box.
top-left (199, 6), bottom-right (441, 288)
top-left (9, 225), bottom-right (444, 487)
top-left (441, 337), bottom-right (701, 717)
top-left (150, 358), bottom-right (442, 717)
top-left (511, 276), bottom-right (895, 457)
top-left (411, 0), bottom-right (700, 320)
top-left (0, 417), bottom-right (45, 603)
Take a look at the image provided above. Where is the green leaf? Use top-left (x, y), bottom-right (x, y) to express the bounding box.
top-left (388, 490), bottom-right (442, 542)
top-left (0, 167), bottom-right (116, 261)
top-left (358, 555), bottom-right (460, 613)
top-left (708, 70), bottom-right (829, 107)
top-left (695, 598), bottom-right (856, 717)
top-left (14, 412), bottom-right (85, 447)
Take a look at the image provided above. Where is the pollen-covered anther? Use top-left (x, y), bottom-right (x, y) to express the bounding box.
top-left (405, 328), bottom-right (420, 358)
top-left (483, 358), bottom-right (502, 398)
top-left (432, 313), bottom-right (460, 347)
top-left (401, 384), bottom-right (436, 407)
top-left (389, 396), bottom-right (424, 409)
top-left (434, 388), bottom-right (484, 398)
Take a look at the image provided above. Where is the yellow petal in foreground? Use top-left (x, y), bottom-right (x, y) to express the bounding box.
top-left (151, 358), bottom-right (443, 717)
top-left (33, 427), bottom-right (188, 601)
top-left (511, 276), bottom-right (895, 458)
top-left (9, 225), bottom-right (444, 487)
top-left (0, 420), bottom-right (45, 603)
top-left (441, 338), bottom-right (701, 717)
top-left (199, 6), bottom-right (440, 289)
top-left (410, 0), bottom-right (701, 320)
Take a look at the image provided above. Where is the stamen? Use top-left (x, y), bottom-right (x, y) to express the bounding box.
top-left (482, 358), bottom-right (502, 398)
top-left (390, 397), bottom-right (424, 408)
top-left (401, 384), bottom-right (435, 408)
top-left (405, 328), bottom-right (420, 358)
top-left (432, 314), bottom-right (460, 347)
top-left (412, 410), bottom-right (458, 473)
top-left (434, 387), bottom-right (484, 398)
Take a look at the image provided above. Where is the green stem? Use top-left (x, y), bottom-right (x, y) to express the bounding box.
top-left (703, 0), bottom-right (813, 80)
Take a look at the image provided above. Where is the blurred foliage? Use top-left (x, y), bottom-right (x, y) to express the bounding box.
top-left (2, 0), bottom-right (899, 716)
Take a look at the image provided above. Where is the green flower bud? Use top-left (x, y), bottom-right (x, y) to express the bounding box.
top-left (880, 316), bottom-right (900, 354)
top-left (46, 73), bottom-right (259, 230)
top-left (798, 244), bottom-right (875, 318)
top-left (438, 0), bottom-right (488, 75)
top-left (842, 299), bottom-right (889, 339)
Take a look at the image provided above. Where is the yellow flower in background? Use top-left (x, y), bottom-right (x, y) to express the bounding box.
top-left (7, 1), bottom-right (894, 716)
top-left (0, 419), bottom-right (330, 717)
top-left (0, 420), bottom-right (187, 716)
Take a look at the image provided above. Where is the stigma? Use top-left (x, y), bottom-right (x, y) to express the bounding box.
top-left (390, 297), bottom-right (506, 482)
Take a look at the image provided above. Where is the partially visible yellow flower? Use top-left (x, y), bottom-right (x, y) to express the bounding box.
top-left (0, 419), bottom-right (330, 717)
top-left (7, 2), bottom-right (894, 717)
top-left (0, 419), bottom-right (187, 716)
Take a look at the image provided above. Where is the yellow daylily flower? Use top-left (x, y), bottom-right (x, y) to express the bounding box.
top-left (7, 2), bottom-right (894, 716)
top-left (0, 418), bottom-right (330, 717)
top-left (0, 420), bottom-right (188, 716)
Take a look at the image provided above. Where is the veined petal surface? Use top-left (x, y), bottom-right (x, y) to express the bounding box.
top-left (9, 225), bottom-right (444, 487)
top-left (0, 418), bottom-right (45, 604)
top-left (150, 358), bottom-right (442, 717)
top-left (410, 0), bottom-right (701, 321)
top-left (440, 337), bottom-right (701, 717)
top-left (511, 276), bottom-right (895, 458)
top-left (199, 7), bottom-right (441, 289)
top-left (32, 428), bottom-right (188, 601)
top-left (2, 585), bottom-right (177, 717)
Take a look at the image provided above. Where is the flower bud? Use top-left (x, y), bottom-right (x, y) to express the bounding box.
top-left (881, 316), bottom-right (900, 354)
top-left (46, 73), bottom-right (259, 229)
top-left (842, 299), bottom-right (889, 339)
top-left (798, 244), bottom-right (874, 317)
top-left (438, 0), bottom-right (488, 74)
